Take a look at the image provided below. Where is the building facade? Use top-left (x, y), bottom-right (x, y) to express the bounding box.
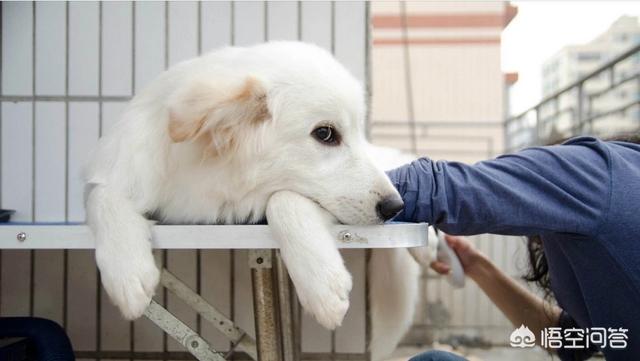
top-left (369, 1), bottom-right (517, 164)
top-left (369, 2), bottom-right (528, 350)
top-left (541, 16), bottom-right (640, 138)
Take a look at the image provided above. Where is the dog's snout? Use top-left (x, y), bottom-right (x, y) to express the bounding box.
top-left (376, 196), bottom-right (404, 222)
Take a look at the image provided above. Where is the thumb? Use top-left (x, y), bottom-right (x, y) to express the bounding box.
top-left (444, 234), bottom-right (462, 248)
top-left (430, 261), bottom-right (451, 275)
top-left (443, 234), bottom-right (470, 256)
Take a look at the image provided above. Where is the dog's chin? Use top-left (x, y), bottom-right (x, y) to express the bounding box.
top-left (302, 195), bottom-right (381, 225)
top-left (323, 207), bottom-right (383, 226)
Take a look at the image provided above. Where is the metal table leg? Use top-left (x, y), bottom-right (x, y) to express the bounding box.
top-left (249, 249), bottom-right (281, 361)
top-left (275, 252), bottom-right (296, 361)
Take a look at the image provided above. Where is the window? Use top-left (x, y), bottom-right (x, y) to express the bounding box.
top-left (615, 33), bottom-right (629, 42)
top-left (577, 52), bottom-right (601, 61)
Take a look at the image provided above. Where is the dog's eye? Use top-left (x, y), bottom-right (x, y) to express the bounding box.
top-left (312, 126), bottom-right (340, 145)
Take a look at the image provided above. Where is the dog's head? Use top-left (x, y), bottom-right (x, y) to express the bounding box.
top-left (166, 42), bottom-right (403, 224)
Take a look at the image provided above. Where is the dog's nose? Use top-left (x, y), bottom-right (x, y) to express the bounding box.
top-left (376, 196), bottom-right (404, 221)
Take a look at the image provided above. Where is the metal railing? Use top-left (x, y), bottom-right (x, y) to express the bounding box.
top-left (506, 43), bottom-right (640, 152)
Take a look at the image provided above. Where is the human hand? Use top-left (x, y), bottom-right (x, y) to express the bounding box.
top-left (430, 234), bottom-right (487, 278)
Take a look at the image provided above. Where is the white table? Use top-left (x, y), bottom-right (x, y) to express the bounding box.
top-left (0, 223), bottom-right (428, 249)
top-left (0, 223), bottom-right (429, 361)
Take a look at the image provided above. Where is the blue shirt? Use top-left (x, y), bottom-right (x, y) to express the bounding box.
top-left (387, 137), bottom-right (640, 360)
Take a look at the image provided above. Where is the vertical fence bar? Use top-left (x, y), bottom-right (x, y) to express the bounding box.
top-left (130, 4), bottom-right (136, 359)
top-left (576, 83), bottom-right (584, 134)
top-left (29, 1), bottom-right (36, 319)
top-left (637, 75), bottom-right (640, 131)
top-left (364, 1), bottom-right (371, 141)
top-left (399, 1), bottom-right (416, 154)
top-left (609, 66), bottom-right (616, 88)
top-left (534, 106), bottom-right (541, 145)
top-left (96, 4), bottom-right (103, 359)
top-left (63, 0), bottom-right (70, 333)
top-left (586, 93), bottom-right (595, 134)
top-left (553, 95), bottom-right (560, 133)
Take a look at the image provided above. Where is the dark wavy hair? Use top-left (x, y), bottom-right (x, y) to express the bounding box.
top-left (522, 133), bottom-right (640, 296)
top-left (523, 235), bottom-right (552, 297)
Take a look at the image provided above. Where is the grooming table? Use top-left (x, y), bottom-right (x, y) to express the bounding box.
top-left (0, 223), bottom-right (428, 361)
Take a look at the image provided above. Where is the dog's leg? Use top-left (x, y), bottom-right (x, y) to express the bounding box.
top-left (407, 226), bottom-right (439, 267)
top-left (369, 248), bottom-right (421, 361)
top-left (266, 190), bottom-right (352, 330)
top-left (410, 227), bottom-right (466, 288)
top-left (86, 184), bottom-right (160, 319)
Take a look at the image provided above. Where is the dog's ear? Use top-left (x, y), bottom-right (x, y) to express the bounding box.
top-left (167, 76), bottom-right (270, 156)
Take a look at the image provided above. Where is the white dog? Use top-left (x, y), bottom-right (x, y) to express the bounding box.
top-left (85, 41), bottom-right (435, 360)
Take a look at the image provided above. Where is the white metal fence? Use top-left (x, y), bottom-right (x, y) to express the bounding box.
top-left (0, 2), bottom-right (370, 360)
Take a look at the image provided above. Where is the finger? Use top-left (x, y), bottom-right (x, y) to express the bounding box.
top-left (430, 261), bottom-right (451, 274)
top-left (444, 234), bottom-right (462, 244)
top-left (444, 234), bottom-right (462, 249)
top-left (446, 234), bottom-right (471, 251)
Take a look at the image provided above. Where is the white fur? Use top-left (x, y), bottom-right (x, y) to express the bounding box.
top-left (267, 190), bottom-right (353, 329)
top-left (366, 145), bottom-right (424, 360)
top-left (84, 41), bottom-right (435, 360)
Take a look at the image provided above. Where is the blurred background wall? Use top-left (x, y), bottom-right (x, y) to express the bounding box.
top-left (369, 1), bottom-right (517, 164)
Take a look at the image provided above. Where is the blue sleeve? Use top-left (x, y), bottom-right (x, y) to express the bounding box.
top-left (386, 137), bottom-right (612, 236)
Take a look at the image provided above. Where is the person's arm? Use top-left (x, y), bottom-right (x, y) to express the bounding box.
top-left (432, 235), bottom-right (561, 347)
top-left (387, 137), bottom-right (612, 236)
top-left (469, 254), bottom-right (560, 338)
top-left (434, 235), bottom-right (598, 359)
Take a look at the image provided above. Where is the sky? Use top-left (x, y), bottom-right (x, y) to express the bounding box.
top-left (502, 1), bottom-right (640, 115)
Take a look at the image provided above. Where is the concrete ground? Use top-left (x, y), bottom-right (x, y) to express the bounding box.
top-left (385, 344), bottom-right (551, 361)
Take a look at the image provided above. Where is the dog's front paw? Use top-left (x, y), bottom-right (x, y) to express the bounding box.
top-left (294, 264), bottom-right (353, 329)
top-left (97, 250), bottom-right (160, 320)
